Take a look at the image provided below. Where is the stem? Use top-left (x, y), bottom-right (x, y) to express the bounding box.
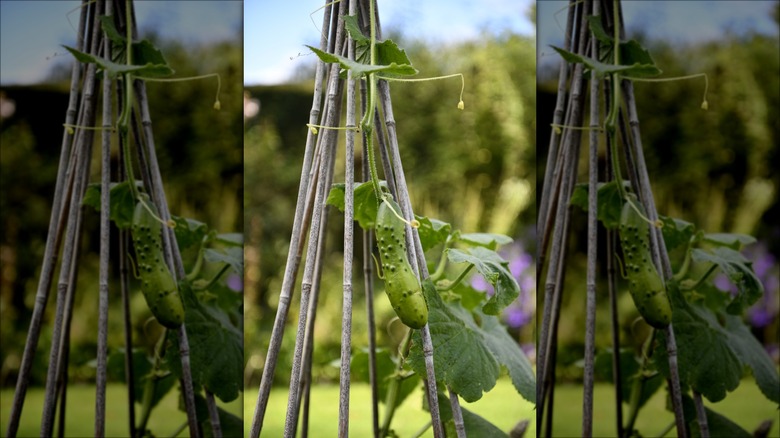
top-left (366, 126), bottom-right (382, 200)
top-left (429, 242), bottom-right (451, 282)
top-left (198, 264), bottom-right (231, 292)
top-left (143, 73), bottom-right (222, 110)
top-left (185, 243), bottom-right (206, 282)
top-left (411, 421), bottom-right (433, 438)
top-left (360, 0), bottom-right (378, 132)
top-left (624, 329), bottom-right (656, 435)
top-left (120, 0), bottom-right (138, 201)
top-left (672, 245), bottom-right (693, 282)
top-left (169, 422), bottom-right (188, 438)
top-left (136, 329), bottom-right (168, 436)
top-left (385, 73), bottom-right (465, 108)
top-left (656, 421), bottom-right (676, 438)
top-left (681, 264), bottom-right (719, 292)
top-left (437, 265), bottom-right (473, 292)
top-left (380, 329), bottom-right (413, 437)
top-left (632, 73), bottom-right (709, 109)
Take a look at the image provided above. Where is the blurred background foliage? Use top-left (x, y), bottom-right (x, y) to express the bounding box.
top-left (0, 34), bottom-right (243, 387)
top-left (244, 32), bottom-right (537, 387)
top-left (537, 8), bottom-right (779, 382)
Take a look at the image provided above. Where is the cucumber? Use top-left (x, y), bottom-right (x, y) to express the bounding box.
top-left (376, 197), bottom-right (428, 329)
top-left (131, 195), bottom-right (184, 329)
top-left (619, 196), bottom-right (671, 329)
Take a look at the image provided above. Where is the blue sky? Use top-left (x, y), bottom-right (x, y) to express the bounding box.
top-left (1, 1), bottom-right (776, 86)
top-left (0, 1), bottom-right (241, 85)
top-left (537, 1), bottom-right (779, 71)
top-left (244, 0), bottom-right (536, 85)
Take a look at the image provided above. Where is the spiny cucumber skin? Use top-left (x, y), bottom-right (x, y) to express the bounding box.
top-left (132, 198), bottom-right (184, 329)
top-left (619, 198), bottom-right (671, 329)
top-left (376, 198), bottom-right (428, 329)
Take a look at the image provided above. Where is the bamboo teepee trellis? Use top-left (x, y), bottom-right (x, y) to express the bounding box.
top-left (4, 1), bottom-right (223, 436)
top-left (248, 1), bottom-right (471, 437)
top-left (536, 1), bottom-right (711, 437)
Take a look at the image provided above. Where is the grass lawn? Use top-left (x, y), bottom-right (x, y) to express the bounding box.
top-left (549, 378), bottom-right (779, 438)
top-left (3, 378), bottom-right (775, 437)
top-left (244, 377), bottom-right (535, 437)
top-left (0, 383), bottom-right (242, 437)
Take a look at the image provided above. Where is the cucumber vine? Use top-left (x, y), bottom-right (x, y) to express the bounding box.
top-left (555, 2), bottom-right (778, 435)
top-left (306, 2), bottom-right (534, 435)
top-left (62, 3), bottom-right (243, 436)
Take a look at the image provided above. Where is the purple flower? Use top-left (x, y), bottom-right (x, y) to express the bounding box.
top-left (509, 253), bottom-right (532, 279)
top-left (504, 303), bottom-right (532, 328)
top-left (739, 243), bottom-right (779, 329)
top-left (226, 273), bottom-right (243, 292)
top-left (471, 274), bottom-right (495, 296)
top-left (467, 233), bottom-right (537, 329)
top-left (714, 273), bottom-right (737, 295)
top-left (520, 343), bottom-right (535, 362)
top-left (748, 307), bottom-right (773, 327)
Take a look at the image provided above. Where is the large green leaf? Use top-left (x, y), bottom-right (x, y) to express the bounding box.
top-left (702, 233), bottom-right (756, 249)
top-left (691, 247), bottom-right (763, 313)
top-left (458, 233), bottom-right (512, 250)
top-left (172, 216), bottom-right (208, 251)
top-left (678, 393), bottom-right (751, 438)
top-left (307, 45), bottom-right (418, 78)
top-left (204, 247), bottom-right (244, 277)
top-left (447, 247), bottom-right (519, 315)
top-left (570, 180), bottom-right (625, 229)
top-left (415, 216), bottom-right (452, 251)
top-left (407, 283), bottom-right (535, 404)
top-left (168, 283), bottom-right (242, 403)
top-left (326, 181), bottom-right (387, 230)
top-left (82, 180), bottom-right (138, 229)
top-left (660, 216), bottom-right (696, 251)
top-left (659, 285), bottom-right (779, 404)
top-left (63, 44), bottom-right (174, 78)
top-left (191, 392), bottom-right (243, 438)
top-left (551, 45), bottom-right (661, 79)
top-left (435, 393), bottom-right (508, 437)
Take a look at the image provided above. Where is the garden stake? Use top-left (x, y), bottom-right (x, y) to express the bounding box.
top-left (95, 0), bottom-right (114, 432)
top-left (538, 0), bottom-right (576, 271)
top-left (338, 0), bottom-right (360, 433)
top-left (282, 3), bottom-right (347, 432)
top-left (538, 0), bottom-right (723, 436)
top-left (249, 1), bottom-right (334, 432)
top-left (5, 1), bottom-right (235, 436)
top-left (582, 0), bottom-right (603, 433)
top-left (538, 1), bottom-right (590, 432)
top-left (42, 5), bottom-right (104, 433)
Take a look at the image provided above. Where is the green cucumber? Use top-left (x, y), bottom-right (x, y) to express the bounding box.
top-left (131, 195), bottom-right (184, 329)
top-left (619, 196), bottom-right (671, 329)
top-left (376, 197), bottom-right (428, 329)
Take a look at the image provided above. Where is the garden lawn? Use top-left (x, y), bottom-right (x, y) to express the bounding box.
top-left (0, 383), bottom-right (242, 437)
top-left (550, 378), bottom-right (778, 437)
top-left (245, 377), bottom-right (534, 437)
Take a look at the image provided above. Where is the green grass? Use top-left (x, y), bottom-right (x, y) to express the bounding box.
top-left (4, 378), bottom-right (775, 437)
top-left (549, 378), bottom-right (779, 438)
top-left (244, 377), bottom-right (535, 437)
top-left (0, 383), bottom-right (242, 437)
